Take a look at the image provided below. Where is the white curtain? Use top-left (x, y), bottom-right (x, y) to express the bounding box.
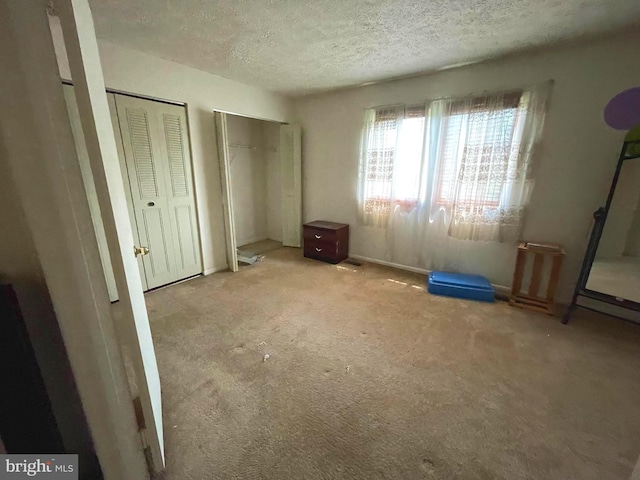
top-left (431, 84), bottom-right (550, 241)
top-left (357, 105), bottom-right (425, 228)
top-left (357, 82), bottom-right (551, 275)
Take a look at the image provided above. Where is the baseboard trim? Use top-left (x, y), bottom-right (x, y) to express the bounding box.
top-left (347, 254), bottom-right (511, 300)
top-left (348, 254), bottom-right (429, 275)
top-left (203, 264), bottom-right (229, 276)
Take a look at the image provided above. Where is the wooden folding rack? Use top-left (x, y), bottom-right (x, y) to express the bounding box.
top-left (510, 242), bottom-right (565, 315)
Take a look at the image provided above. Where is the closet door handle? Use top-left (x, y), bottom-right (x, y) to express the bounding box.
top-left (315, 247), bottom-right (322, 252)
top-left (314, 234), bottom-right (322, 239)
top-left (134, 245), bottom-right (149, 257)
top-left (147, 201), bottom-right (155, 207)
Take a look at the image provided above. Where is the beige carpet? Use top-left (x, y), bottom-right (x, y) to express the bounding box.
top-left (144, 247), bottom-right (640, 480)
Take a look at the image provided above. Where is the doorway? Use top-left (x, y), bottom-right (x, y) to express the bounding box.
top-left (229, 114), bottom-right (283, 262)
top-left (64, 85), bottom-right (203, 300)
top-left (215, 112), bottom-right (302, 271)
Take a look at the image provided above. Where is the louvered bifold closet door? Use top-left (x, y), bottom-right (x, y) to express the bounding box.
top-left (155, 104), bottom-right (202, 280)
top-left (107, 93), bottom-right (149, 292)
top-left (115, 95), bottom-right (178, 289)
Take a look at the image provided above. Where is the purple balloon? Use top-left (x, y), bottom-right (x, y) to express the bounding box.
top-left (604, 87), bottom-right (640, 130)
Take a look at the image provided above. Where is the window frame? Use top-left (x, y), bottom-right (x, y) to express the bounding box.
top-left (361, 90), bottom-right (525, 215)
top-left (433, 91), bottom-right (523, 208)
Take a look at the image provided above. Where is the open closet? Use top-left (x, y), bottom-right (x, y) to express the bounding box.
top-left (215, 112), bottom-right (302, 270)
top-left (63, 85), bottom-right (202, 301)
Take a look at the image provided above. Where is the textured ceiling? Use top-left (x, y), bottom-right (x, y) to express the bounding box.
top-left (89, 0), bottom-right (640, 96)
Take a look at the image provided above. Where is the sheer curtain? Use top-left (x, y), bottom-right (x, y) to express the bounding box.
top-left (357, 82), bottom-right (551, 274)
top-left (357, 105), bottom-right (424, 228)
top-left (428, 84), bottom-right (550, 241)
top-left (357, 106), bottom-right (399, 228)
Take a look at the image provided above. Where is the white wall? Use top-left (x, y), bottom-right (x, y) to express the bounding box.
top-left (0, 157), bottom-right (97, 471)
top-left (228, 115), bottom-right (268, 246)
top-left (50, 16), bottom-right (293, 274)
top-left (294, 32), bottom-right (640, 302)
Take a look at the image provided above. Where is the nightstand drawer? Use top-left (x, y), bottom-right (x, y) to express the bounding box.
top-left (303, 227), bottom-right (337, 243)
top-left (304, 239), bottom-right (339, 262)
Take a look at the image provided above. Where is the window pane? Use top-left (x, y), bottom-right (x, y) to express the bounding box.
top-left (363, 115), bottom-right (398, 216)
top-left (436, 106), bottom-right (520, 207)
top-left (435, 114), bottom-right (464, 204)
top-left (395, 116), bottom-right (424, 202)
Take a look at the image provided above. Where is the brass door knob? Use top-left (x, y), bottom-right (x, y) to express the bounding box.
top-left (134, 245), bottom-right (150, 257)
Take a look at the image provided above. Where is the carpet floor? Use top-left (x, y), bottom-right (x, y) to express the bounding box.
top-left (143, 247), bottom-right (640, 480)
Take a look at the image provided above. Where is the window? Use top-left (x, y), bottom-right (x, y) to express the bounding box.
top-left (358, 85), bottom-right (549, 241)
top-left (361, 106), bottom-right (424, 219)
top-left (434, 92), bottom-right (522, 207)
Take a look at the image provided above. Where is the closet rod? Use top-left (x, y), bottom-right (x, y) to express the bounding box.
top-left (229, 143), bottom-right (260, 150)
top-left (229, 143), bottom-right (278, 152)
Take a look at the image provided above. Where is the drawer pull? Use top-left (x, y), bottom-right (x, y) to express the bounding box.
top-left (315, 247), bottom-right (322, 252)
top-left (314, 234), bottom-right (322, 239)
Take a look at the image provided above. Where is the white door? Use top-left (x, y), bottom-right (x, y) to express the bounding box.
top-left (55, 0), bottom-right (165, 473)
top-left (114, 95), bottom-right (202, 289)
top-left (63, 84), bottom-right (119, 301)
top-left (63, 87), bottom-right (153, 298)
top-left (66, 89), bottom-right (203, 292)
top-left (108, 93), bottom-right (149, 292)
top-left (157, 104), bottom-right (202, 280)
top-left (215, 112), bottom-right (239, 272)
top-left (281, 124), bottom-right (302, 247)
top-left (62, 83), bottom-right (166, 469)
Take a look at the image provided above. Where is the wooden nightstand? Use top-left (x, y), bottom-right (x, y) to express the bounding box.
top-left (303, 221), bottom-right (349, 264)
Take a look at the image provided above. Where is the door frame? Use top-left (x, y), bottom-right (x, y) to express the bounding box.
top-left (64, 80), bottom-right (187, 108)
top-left (214, 112), bottom-right (302, 270)
top-left (214, 112), bottom-right (239, 272)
